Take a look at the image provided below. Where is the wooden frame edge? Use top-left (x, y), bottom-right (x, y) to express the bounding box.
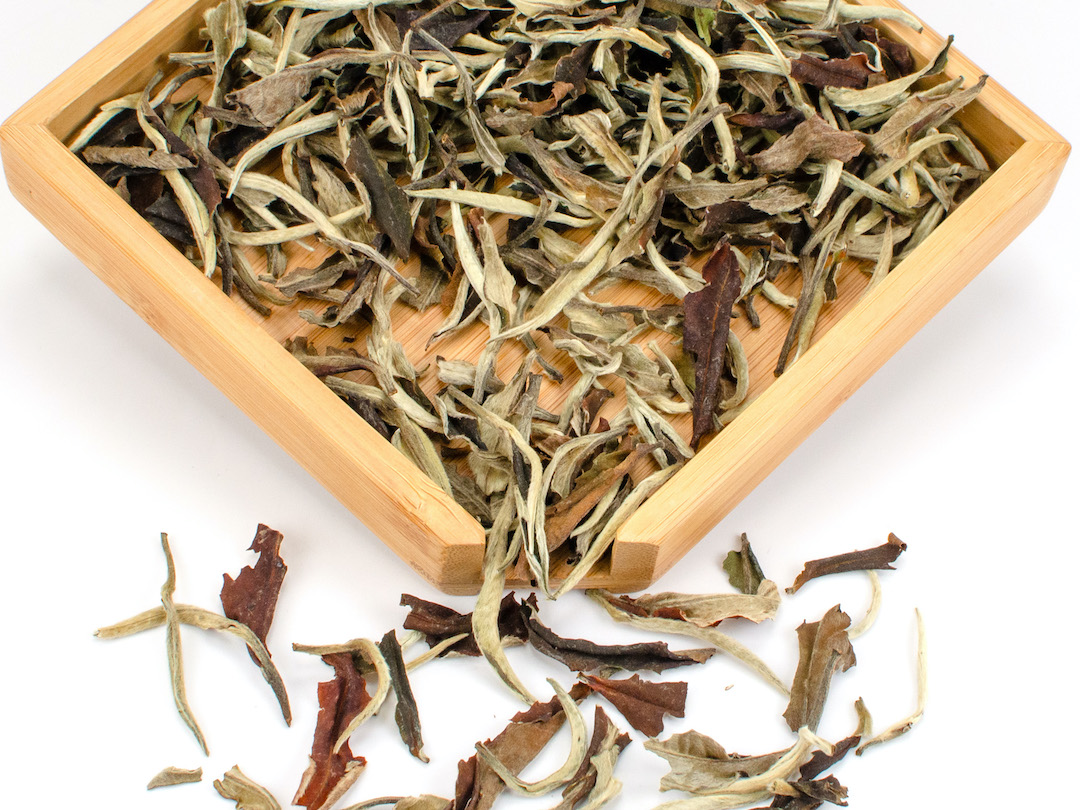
top-left (618, 136), bottom-right (1069, 582)
top-left (0, 121), bottom-right (487, 591)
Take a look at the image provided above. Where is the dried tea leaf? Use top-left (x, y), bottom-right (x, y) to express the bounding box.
top-left (604, 581), bottom-right (780, 628)
top-left (82, 145), bottom-right (195, 170)
top-left (159, 533), bottom-right (208, 755)
top-left (645, 731), bottom-right (784, 794)
top-left (651, 728), bottom-right (836, 810)
top-left (588, 590), bottom-right (788, 695)
top-left (788, 534), bottom-right (906, 594)
top-left (553, 706), bottom-right (630, 810)
top-left (856, 609), bottom-right (927, 755)
top-left (455, 682), bottom-right (592, 810)
top-left (228, 68), bottom-right (318, 127)
top-left (346, 131), bottom-right (413, 258)
top-left (378, 630), bottom-right (428, 762)
top-left (790, 53), bottom-right (873, 89)
top-left (147, 766), bottom-right (202, 789)
top-left (581, 674), bottom-right (686, 738)
top-left (400, 593), bottom-right (529, 657)
top-left (476, 679), bottom-right (589, 795)
top-left (723, 534), bottom-right (766, 594)
top-left (221, 524), bottom-right (287, 660)
top-left (683, 241), bottom-right (742, 448)
top-left (215, 766), bottom-right (281, 810)
top-left (522, 599), bottom-right (714, 674)
top-left (751, 115), bottom-right (864, 174)
top-left (784, 606), bottom-right (857, 733)
top-left (97, 602), bottom-right (291, 725)
top-left (294, 653), bottom-right (370, 810)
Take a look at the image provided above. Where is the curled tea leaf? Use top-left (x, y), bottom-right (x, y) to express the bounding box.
top-left (788, 533), bottom-right (907, 594)
top-left (147, 766), bottom-right (202, 789)
top-left (215, 766), bottom-right (281, 810)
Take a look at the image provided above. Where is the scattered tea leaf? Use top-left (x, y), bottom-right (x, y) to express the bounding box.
top-left (294, 653), bottom-right (370, 810)
top-left (522, 598), bottom-right (715, 674)
top-left (581, 674), bottom-right (686, 738)
top-left (856, 609), bottom-right (927, 755)
top-left (159, 533), bottom-right (208, 755)
top-left (723, 534), bottom-right (766, 595)
top-left (400, 592), bottom-right (529, 657)
top-left (784, 606), bottom-right (857, 733)
top-left (788, 534), bottom-right (907, 594)
top-left (215, 766), bottom-right (281, 810)
top-left (147, 766), bottom-right (202, 789)
top-left (221, 524), bottom-right (287, 661)
top-left (378, 630), bottom-right (428, 763)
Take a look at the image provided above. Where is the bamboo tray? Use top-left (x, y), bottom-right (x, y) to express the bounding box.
top-left (1, 0), bottom-right (1069, 594)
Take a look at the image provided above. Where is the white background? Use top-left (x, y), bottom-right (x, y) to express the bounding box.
top-left (1, 2), bottom-right (1076, 808)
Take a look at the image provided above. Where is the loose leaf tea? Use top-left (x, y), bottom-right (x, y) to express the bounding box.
top-left (784, 605), bottom-right (857, 734)
top-left (723, 533), bottom-right (766, 595)
top-left (215, 766), bottom-right (282, 810)
top-left (378, 630), bottom-right (429, 763)
top-left (294, 653), bottom-right (370, 810)
top-left (147, 766), bottom-right (202, 790)
top-left (221, 524), bottom-right (287, 660)
top-left (522, 598), bottom-right (715, 674)
top-left (400, 593), bottom-right (529, 658)
top-left (581, 674), bottom-right (687, 738)
top-left (73, 0), bottom-right (989, 591)
top-left (788, 533), bottom-right (907, 594)
top-left (159, 533), bottom-right (209, 754)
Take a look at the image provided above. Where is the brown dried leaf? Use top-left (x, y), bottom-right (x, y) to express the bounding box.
top-left (581, 674), bottom-right (686, 738)
top-left (452, 683), bottom-right (592, 810)
top-left (221, 525), bottom-right (287, 661)
top-left (82, 145), bottom-right (195, 170)
top-left (378, 630), bottom-right (428, 763)
top-left (400, 593), bottom-right (529, 657)
top-left (227, 68), bottom-right (317, 127)
top-left (554, 706), bottom-right (631, 810)
top-left (294, 654), bottom-right (370, 810)
top-left (682, 241), bottom-right (742, 448)
top-left (751, 116), bottom-right (864, 175)
top-left (788, 534), bottom-right (907, 594)
top-left (790, 53), bottom-right (873, 89)
top-left (522, 599), bottom-right (714, 674)
top-left (346, 131), bottom-right (413, 258)
top-left (783, 606), bottom-right (856, 733)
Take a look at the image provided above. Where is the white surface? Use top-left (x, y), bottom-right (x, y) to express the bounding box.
top-left (1, 2), bottom-right (1076, 808)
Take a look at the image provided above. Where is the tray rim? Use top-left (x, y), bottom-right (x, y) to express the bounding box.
top-left (0, 0), bottom-right (1069, 594)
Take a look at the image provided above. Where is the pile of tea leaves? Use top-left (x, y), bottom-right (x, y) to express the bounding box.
top-left (100, 526), bottom-right (923, 810)
top-left (73, 0), bottom-right (989, 593)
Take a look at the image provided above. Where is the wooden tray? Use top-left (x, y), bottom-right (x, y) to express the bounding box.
top-left (1, 0), bottom-right (1068, 594)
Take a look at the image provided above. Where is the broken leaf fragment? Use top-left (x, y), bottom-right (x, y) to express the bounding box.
top-left (378, 630), bottom-right (428, 762)
top-left (215, 766), bottom-right (281, 810)
top-left (723, 534), bottom-right (766, 595)
top-left (147, 766), bottom-right (202, 789)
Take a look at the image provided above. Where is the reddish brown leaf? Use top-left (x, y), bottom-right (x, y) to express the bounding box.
top-left (452, 683), bottom-right (591, 810)
top-left (683, 241), bottom-right (743, 448)
top-left (401, 593), bottom-right (529, 657)
top-left (582, 674), bottom-right (686, 738)
top-left (294, 653), bottom-right (370, 810)
top-left (783, 606), bottom-right (856, 733)
top-left (220, 524), bottom-right (287, 661)
top-left (790, 53), bottom-right (873, 89)
top-left (788, 534), bottom-right (907, 594)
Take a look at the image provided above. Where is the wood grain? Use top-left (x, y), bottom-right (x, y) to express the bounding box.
top-left (0, 0), bottom-right (1069, 593)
